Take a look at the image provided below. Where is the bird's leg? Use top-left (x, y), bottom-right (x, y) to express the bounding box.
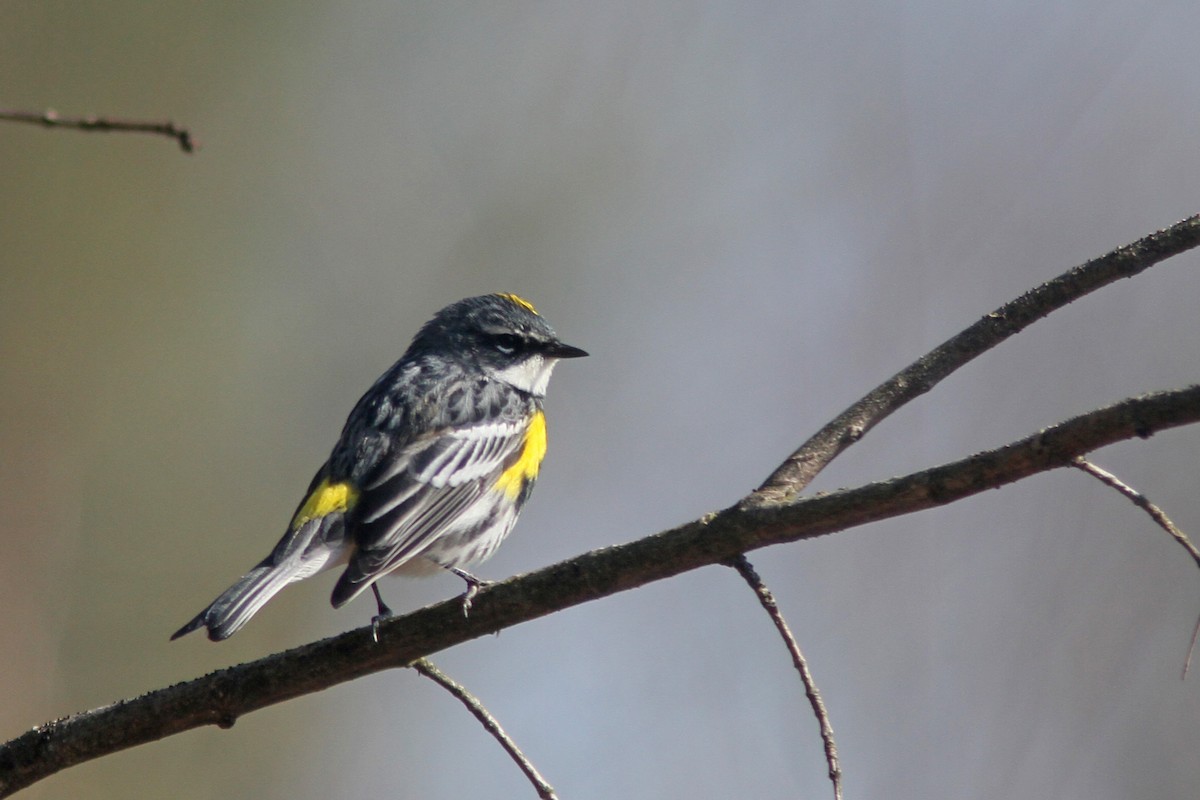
top-left (448, 567), bottom-right (494, 616)
top-left (371, 583), bottom-right (394, 642)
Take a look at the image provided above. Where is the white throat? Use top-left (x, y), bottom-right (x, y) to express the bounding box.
top-left (490, 355), bottom-right (557, 396)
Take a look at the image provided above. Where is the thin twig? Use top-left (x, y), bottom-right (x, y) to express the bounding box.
top-left (1186, 614), bottom-right (1200, 681)
top-left (746, 215), bottom-right (1200, 508)
top-left (1071, 458), bottom-right (1200, 678)
top-left (726, 555), bottom-right (842, 800)
top-left (0, 108), bottom-right (195, 152)
top-left (1070, 458), bottom-right (1200, 569)
top-left (411, 658), bottom-right (558, 800)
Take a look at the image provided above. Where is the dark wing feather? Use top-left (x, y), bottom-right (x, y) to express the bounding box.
top-left (334, 417), bottom-right (529, 600)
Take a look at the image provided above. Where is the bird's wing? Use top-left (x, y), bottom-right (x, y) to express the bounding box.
top-left (348, 415), bottom-right (530, 577)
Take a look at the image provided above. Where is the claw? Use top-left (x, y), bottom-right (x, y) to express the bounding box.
top-left (449, 567), bottom-right (494, 617)
top-left (371, 613), bottom-right (392, 643)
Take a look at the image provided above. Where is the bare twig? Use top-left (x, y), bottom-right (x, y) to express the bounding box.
top-left (3, 385), bottom-right (1200, 796)
top-left (0, 108), bottom-right (195, 153)
top-left (1070, 458), bottom-right (1200, 678)
top-left (726, 555), bottom-right (841, 800)
top-left (1070, 458), bottom-right (1200, 569)
top-left (746, 215), bottom-right (1200, 508)
top-left (411, 658), bottom-right (558, 800)
top-left (1186, 615), bottom-right (1200, 681)
top-left (1070, 455), bottom-right (1200, 568)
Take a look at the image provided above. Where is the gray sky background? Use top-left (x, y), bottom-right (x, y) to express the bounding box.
top-left (3, 3), bottom-right (1200, 798)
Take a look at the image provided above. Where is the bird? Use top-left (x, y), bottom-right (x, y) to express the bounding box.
top-left (171, 293), bottom-right (587, 641)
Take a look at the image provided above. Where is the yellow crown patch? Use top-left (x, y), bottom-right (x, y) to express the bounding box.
top-left (496, 293), bottom-right (538, 315)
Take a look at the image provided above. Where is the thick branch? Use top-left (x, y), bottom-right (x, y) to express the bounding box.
top-left (0, 108), bottom-right (195, 153)
top-left (746, 214), bottom-right (1200, 507)
top-left (4, 385), bottom-right (1200, 796)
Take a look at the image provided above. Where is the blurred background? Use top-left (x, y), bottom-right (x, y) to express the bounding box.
top-left (3, 2), bottom-right (1200, 798)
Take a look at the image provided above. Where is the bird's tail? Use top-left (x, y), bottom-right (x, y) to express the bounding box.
top-left (171, 561), bottom-right (299, 641)
top-left (172, 497), bottom-right (350, 641)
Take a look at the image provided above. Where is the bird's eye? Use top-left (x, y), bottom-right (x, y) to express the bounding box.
top-left (493, 333), bottom-right (522, 355)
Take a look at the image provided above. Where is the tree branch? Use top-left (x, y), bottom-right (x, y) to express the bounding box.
top-left (726, 556), bottom-right (842, 800)
top-left (0, 108), bottom-right (196, 153)
top-left (4, 384), bottom-right (1200, 796)
top-left (4, 218), bottom-right (1200, 794)
top-left (411, 659), bottom-right (558, 800)
top-left (745, 214), bottom-right (1200, 507)
top-left (1070, 458), bottom-right (1200, 679)
top-left (1071, 458), bottom-right (1200, 570)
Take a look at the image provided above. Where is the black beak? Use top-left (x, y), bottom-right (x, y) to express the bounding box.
top-left (547, 341), bottom-right (589, 359)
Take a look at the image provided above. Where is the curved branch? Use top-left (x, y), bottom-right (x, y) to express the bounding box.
top-left (1071, 458), bottom-right (1200, 570)
top-left (3, 385), bottom-right (1200, 796)
top-left (745, 214), bottom-right (1200, 507)
top-left (1070, 458), bottom-right (1200, 679)
top-left (726, 556), bottom-right (842, 800)
top-left (412, 659), bottom-right (558, 799)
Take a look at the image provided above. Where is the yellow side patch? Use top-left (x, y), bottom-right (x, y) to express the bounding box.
top-left (494, 411), bottom-right (547, 499)
top-left (496, 293), bottom-right (538, 315)
top-left (292, 478), bottom-right (359, 529)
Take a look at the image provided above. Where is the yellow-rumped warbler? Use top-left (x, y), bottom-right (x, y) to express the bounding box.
top-left (172, 293), bottom-right (586, 641)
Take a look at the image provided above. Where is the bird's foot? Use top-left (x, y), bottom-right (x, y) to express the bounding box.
top-left (450, 567), bottom-right (494, 617)
top-left (371, 583), bottom-right (395, 642)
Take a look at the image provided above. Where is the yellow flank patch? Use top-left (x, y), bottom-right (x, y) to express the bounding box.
top-left (497, 293), bottom-right (538, 315)
top-left (494, 410), bottom-right (547, 498)
top-left (292, 478), bottom-right (359, 529)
